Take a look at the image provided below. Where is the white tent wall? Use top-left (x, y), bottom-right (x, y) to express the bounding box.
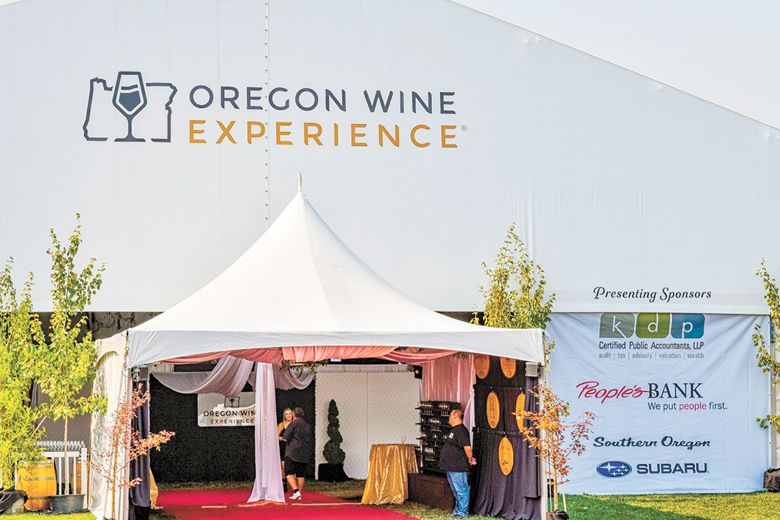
top-left (314, 366), bottom-right (420, 480)
top-left (0, 0), bottom-right (779, 316)
top-left (89, 333), bottom-right (131, 520)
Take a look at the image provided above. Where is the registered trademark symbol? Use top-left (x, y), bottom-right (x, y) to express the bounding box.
top-left (461, 125), bottom-right (468, 131)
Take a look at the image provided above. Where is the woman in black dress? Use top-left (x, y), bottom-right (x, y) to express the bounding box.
top-left (277, 408), bottom-right (294, 480)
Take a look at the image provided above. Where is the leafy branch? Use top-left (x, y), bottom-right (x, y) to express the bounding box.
top-left (472, 223), bottom-right (556, 363)
top-left (753, 260), bottom-right (780, 434)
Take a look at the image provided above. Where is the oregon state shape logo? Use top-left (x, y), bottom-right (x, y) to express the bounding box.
top-left (83, 71), bottom-right (177, 143)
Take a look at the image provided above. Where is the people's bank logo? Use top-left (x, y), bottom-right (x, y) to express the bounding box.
top-left (83, 71), bottom-right (177, 143)
top-left (599, 313), bottom-right (705, 339)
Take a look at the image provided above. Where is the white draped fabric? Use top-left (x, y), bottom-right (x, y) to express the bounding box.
top-left (249, 363), bottom-right (284, 503)
top-left (151, 356), bottom-right (254, 396)
top-left (273, 368), bottom-right (315, 390)
top-left (89, 333), bottom-right (132, 520)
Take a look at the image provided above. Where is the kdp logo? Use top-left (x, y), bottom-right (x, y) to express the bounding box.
top-left (83, 71), bottom-right (177, 143)
top-left (599, 313), bottom-right (704, 339)
top-left (596, 461), bottom-right (632, 478)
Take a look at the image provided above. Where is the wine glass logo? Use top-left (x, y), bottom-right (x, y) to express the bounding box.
top-left (112, 71), bottom-right (147, 142)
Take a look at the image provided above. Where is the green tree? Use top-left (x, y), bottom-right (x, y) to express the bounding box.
top-left (472, 223), bottom-right (556, 363)
top-left (754, 260), bottom-right (780, 435)
top-left (323, 400), bottom-right (345, 465)
top-left (35, 215), bottom-right (106, 481)
top-left (0, 261), bottom-right (44, 488)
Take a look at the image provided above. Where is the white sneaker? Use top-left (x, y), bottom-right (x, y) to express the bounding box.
top-left (290, 490), bottom-right (301, 500)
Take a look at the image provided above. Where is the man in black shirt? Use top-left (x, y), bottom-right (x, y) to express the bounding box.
top-left (438, 408), bottom-right (476, 518)
top-left (282, 407), bottom-right (312, 500)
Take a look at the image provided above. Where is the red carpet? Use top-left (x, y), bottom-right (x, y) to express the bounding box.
top-left (156, 487), bottom-right (415, 519)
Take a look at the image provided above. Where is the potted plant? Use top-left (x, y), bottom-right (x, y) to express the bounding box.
top-left (34, 216), bottom-right (106, 513)
top-left (90, 387), bottom-right (174, 520)
top-left (516, 384), bottom-right (594, 520)
top-left (318, 400), bottom-right (348, 482)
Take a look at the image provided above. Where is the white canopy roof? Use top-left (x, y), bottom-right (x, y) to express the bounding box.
top-left (128, 188), bottom-right (544, 367)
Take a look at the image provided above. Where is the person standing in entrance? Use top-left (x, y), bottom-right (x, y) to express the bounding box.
top-left (439, 408), bottom-right (476, 518)
top-left (282, 407), bottom-right (312, 500)
top-left (278, 408), bottom-right (294, 490)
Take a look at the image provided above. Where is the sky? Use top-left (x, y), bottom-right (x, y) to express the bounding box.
top-left (2, 0), bottom-right (779, 128)
top-left (453, 0), bottom-right (780, 129)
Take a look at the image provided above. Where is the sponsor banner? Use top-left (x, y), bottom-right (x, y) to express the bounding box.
top-left (548, 313), bottom-right (770, 494)
top-left (197, 392), bottom-right (255, 427)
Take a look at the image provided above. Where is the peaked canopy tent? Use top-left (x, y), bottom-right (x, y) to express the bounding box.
top-left (126, 188), bottom-right (545, 367)
top-left (90, 188), bottom-right (546, 520)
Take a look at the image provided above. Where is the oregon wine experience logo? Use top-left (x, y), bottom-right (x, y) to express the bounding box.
top-left (83, 71), bottom-right (461, 148)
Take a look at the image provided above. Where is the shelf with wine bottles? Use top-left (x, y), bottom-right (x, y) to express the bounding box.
top-left (417, 400), bottom-right (460, 473)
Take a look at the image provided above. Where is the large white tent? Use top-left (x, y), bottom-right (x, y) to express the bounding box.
top-left (90, 187), bottom-right (546, 520)
top-left (127, 185), bottom-right (545, 367)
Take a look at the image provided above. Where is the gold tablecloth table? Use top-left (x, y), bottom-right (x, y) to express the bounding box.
top-left (361, 443), bottom-right (419, 505)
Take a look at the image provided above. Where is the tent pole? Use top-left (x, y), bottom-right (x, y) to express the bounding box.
top-left (772, 335), bottom-right (778, 468)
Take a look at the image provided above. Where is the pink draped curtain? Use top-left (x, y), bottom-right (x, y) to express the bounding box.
top-left (420, 353), bottom-right (476, 432)
top-left (232, 348), bottom-right (285, 364)
top-left (165, 346), bottom-right (401, 365)
top-left (382, 349), bottom-right (455, 363)
top-left (421, 353), bottom-right (475, 406)
top-left (281, 345), bottom-right (396, 362)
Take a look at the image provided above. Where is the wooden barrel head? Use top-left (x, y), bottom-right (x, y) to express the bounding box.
top-left (486, 391), bottom-right (500, 429)
top-left (515, 392), bottom-right (527, 431)
top-left (474, 355), bottom-right (490, 379)
top-left (500, 357), bottom-right (517, 378)
top-left (498, 436), bottom-right (514, 476)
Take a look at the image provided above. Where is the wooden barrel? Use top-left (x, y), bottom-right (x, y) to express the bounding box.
top-left (499, 357), bottom-right (526, 386)
top-left (502, 387), bottom-right (526, 434)
top-left (16, 460), bottom-right (56, 511)
top-left (498, 436), bottom-right (514, 476)
top-left (474, 385), bottom-right (505, 431)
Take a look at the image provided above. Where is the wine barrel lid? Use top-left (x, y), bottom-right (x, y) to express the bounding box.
top-left (474, 355), bottom-right (490, 379)
top-left (486, 391), bottom-right (500, 429)
top-left (498, 436), bottom-right (514, 476)
top-left (515, 392), bottom-right (526, 431)
top-left (500, 357), bottom-right (517, 379)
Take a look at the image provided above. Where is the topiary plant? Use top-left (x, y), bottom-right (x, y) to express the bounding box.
top-left (323, 399), bottom-right (345, 465)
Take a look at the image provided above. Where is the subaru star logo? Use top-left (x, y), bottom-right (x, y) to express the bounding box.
top-left (597, 461), bottom-right (632, 478)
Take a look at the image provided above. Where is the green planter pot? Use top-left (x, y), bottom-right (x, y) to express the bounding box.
top-left (50, 493), bottom-right (85, 514)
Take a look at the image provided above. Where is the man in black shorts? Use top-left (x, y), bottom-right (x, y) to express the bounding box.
top-left (282, 407), bottom-right (312, 500)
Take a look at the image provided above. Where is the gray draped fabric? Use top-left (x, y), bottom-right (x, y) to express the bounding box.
top-left (151, 356), bottom-right (254, 396)
top-left (247, 366), bottom-right (315, 391)
top-left (473, 376), bottom-right (541, 520)
top-left (273, 368), bottom-right (314, 390)
top-left (128, 381), bottom-right (151, 520)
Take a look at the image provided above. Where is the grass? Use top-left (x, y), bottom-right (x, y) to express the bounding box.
top-left (567, 493), bottom-right (780, 520)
